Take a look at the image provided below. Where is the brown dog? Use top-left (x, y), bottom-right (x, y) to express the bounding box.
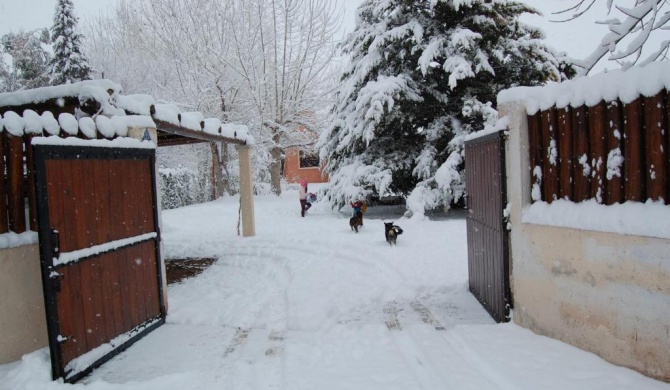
top-left (350, 211), bottom-right (363, 233)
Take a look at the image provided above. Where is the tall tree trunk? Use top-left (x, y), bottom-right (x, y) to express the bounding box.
top-left (210, 142), bottom-right (225, 199)
top-left (221, 142), bottom-right (233, 195)
top-left (270, 132), bottom-right (282, 195)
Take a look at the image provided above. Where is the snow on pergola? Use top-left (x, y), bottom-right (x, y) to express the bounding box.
top-left (0, 79), bottom-right (257, 237)
top-left (0, 79), bottom-right (254, 147)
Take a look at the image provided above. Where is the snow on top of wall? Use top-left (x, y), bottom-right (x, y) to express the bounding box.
top-left (523, 199), bottom-right (670, 240)
top-left (498, 62), bottom-right (670, 114)
top-left (0, 81), bottom-right (253, 144)
top-left (32, 135), bottom-right (156, 149)
top-left (0, 231), bottom-right (38, 249)
top-left (1, 110), bottom-right (157, 139)
top-left (0, 80), bottom-right (122, 107)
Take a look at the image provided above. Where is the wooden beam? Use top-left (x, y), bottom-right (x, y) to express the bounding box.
top-left (153, 119), bottom-right (246, 146)
top-left (156, 132), bottom-right (210, 147)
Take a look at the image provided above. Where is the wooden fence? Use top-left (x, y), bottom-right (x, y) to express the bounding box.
top-left (0, 132), bottom-right (37, 234)
top-left (527, 90), bottom-right (669, 205)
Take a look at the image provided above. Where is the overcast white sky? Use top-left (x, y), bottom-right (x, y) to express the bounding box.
top-left (0, 0), bottom-right (639, 74)
top-left (0, 0), bottom-right (118, 33)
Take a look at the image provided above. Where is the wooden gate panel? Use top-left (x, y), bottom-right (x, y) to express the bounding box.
top-left (56, 264), bottom-right (85, 365)
top-left (98, 251), bottom-right (118, 345)
top-left (93, 160), bottom-right (113, 243)
top-left (36, 145), bottom-right (165, 383)
top-left (465, 131), bottom-right (510, 323)
top-left (142, 241), bottom-right (160, 319)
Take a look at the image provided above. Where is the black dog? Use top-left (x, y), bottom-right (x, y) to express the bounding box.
top-left (350, 211), bottom-right (363, 233)
top-left (384, 222), bottom-right (403, 246)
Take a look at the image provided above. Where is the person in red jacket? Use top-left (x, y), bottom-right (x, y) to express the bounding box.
top-left (350, 197), bottom-right (367, 225)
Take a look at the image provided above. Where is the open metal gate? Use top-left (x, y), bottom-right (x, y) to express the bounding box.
top-left (34, 144), bottom-right (165, 383)
top-left (465, 130), bottom-right (511, 323)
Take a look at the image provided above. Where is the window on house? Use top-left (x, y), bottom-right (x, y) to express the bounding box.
top-left (299, 151), bottom-right (319, 168)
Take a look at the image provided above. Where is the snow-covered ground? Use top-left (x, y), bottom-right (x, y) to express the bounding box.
top-left (1, 187), bottom-right (669, 389)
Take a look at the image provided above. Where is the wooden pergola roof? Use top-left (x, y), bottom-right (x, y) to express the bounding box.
top-left (0, 80), bottom-right (250, 147)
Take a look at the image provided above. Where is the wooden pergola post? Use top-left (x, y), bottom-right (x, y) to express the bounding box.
top-left (236, 145), bottom-right (255, 237)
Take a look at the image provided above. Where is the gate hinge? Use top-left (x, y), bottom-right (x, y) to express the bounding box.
top-left (51, 229), bottom-right (60, 259)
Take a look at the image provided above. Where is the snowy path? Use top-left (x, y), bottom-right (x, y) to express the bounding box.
top-left (1, 191), bottom-right (669, 389)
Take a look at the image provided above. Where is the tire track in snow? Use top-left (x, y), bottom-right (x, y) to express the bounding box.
top-left (384, 300), bottom-right (498, 389)
top-left (439, 327), bottom-right (522, 390)
top-left (409, 300), bottom-right (446, 331)
top-left (264, 331), bottom-right (285, 357)
top-left (383, 301), bottom-right (403, 331)
top-left (383, 301), bottom-right (452, 389)
top-left (401, 300), bottom-right (521, 390)
top-left (223, 328), bottom-right (251, 358)
top-left (230, 248), bottom-right (292, 390)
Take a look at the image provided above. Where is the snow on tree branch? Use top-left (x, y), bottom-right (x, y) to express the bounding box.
top-left (555, 0), bottom-right (670, 75)
top-left (319, 0), bottom-right (573, 212)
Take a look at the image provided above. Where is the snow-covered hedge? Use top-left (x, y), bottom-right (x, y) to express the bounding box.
top-left (158, 166), bottom-right (211, 210)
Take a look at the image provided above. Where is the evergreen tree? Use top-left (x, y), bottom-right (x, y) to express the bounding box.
top-left (318, 0), bottom-right (574, 214)
top-left (0, 29), bottom-right (51, 92)
top-left (48, 0), bottom-right (91, 85)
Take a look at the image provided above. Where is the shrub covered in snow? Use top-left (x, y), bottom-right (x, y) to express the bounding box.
top-left (319, 0), bottom-right (574, 214)
top-left (158, 165), bottom-right (211, 210)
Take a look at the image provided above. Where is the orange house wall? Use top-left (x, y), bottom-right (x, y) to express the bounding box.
top-left (283, 148), bottom-right (329, 184)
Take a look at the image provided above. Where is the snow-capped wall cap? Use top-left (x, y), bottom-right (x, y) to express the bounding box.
top-left (95, 115), bottom-right (116, 138)
top-left (180, 112), bottom-right (205, 131)
top-left (498, 61), bottom-right (670, 115)
top-left (32, 135), bottom-right (156, 149)
top-left (41, 112), bottom-right (60, 135)
top-left (23, 110), bottom-right (43, 134)
top-left (3, 111), bottom-right (25, 136)
top-left (58, 113), bottom-right (79, 136)
top-left (111, 116), bottom-right (129, 137)
top-left (203, 118), bottom-right (222, 135)
top-left (221, 123), bottom-right (254, 145)
top-left (116, 94), bottom-right (155, 116)
top-left (79, 117), bottom-right (97, 139)
top-left (153, 103), bottom-right (181, 126)
top-left (464, 116), bottom-right (509, 142)
top-left (0, 79), bottom-right (122, 108)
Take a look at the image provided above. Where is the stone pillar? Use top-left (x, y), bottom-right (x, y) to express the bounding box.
top-left (498, 102), bottom-right (531, 224)
top-left (236, 145), bottom-right (256, 237)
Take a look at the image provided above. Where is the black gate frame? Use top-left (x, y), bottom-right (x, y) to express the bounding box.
top-left (465, 130), bottom-right (512, 323)
top-left (34, 144), bottom-right (166, 383)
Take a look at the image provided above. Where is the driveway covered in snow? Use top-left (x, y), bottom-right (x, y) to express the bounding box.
top-left (2, 190), bottom-right (668, 389)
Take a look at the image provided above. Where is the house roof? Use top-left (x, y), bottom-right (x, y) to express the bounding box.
top-left (0, 80), bottom-right (253, 146)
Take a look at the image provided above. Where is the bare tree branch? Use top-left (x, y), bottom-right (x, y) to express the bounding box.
top-left (554, 0), bottom-right (668, 75)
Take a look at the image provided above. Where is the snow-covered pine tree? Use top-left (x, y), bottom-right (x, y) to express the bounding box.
top-left (318, 0), bottom-right (574, 215)
top-left (48, 0), bottom-right (91, 85)
top-left (0, 29), bottom-right (51, 92)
